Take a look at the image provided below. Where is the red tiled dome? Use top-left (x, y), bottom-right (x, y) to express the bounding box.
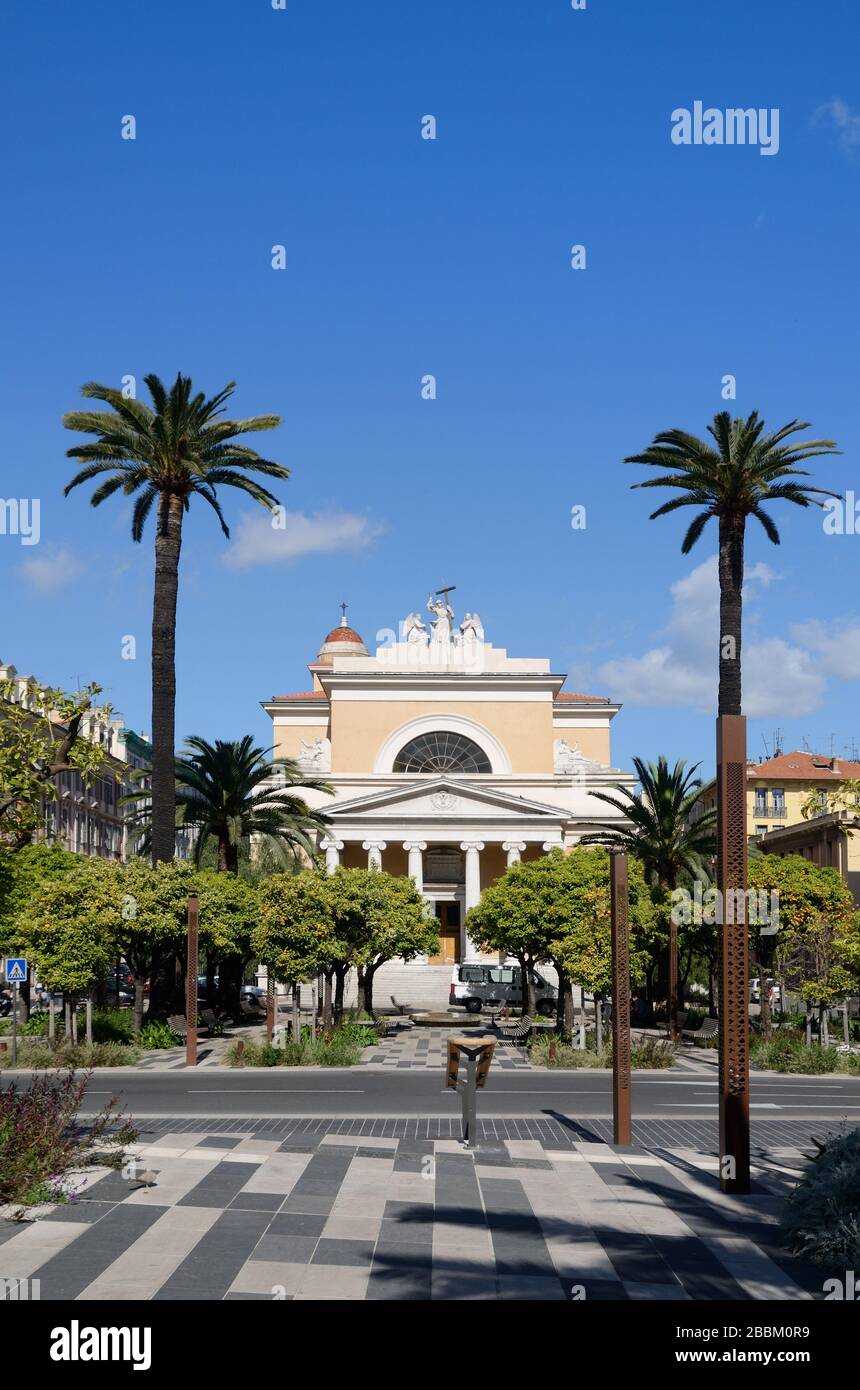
top-left (323, 625), bottom-right (364, 645)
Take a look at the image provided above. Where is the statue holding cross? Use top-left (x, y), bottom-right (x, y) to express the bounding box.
top-left (427, 586), bottom-right (456, 644)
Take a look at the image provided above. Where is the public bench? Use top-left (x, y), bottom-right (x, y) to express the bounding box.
top-left (681, 1015), bottom-right (718, 1044)
top-left (496, 1014), bottom-right (533, 1045)
top-left (370, 1012), bottom-right (399, 1038)
top-left (389, 996), bottom-right (416, 1016)
top-left (167, 1012), bottom-right (224, 1041)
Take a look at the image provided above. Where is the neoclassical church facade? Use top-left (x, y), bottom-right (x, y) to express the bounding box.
top-left (262, 595), bottom-right (633, 993)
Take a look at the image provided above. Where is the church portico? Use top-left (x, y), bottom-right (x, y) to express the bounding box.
top-left (262, 594), bottom-right (634, 1003)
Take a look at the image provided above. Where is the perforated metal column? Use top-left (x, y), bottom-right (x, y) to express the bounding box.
top-left (716, 716), bottom-right (750, 1193)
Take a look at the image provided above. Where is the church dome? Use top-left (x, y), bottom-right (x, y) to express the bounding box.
top-left (317, 614), bottom-right (368, 661)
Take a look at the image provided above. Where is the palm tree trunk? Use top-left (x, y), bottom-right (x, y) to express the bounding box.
top-left (717, 514), bottom-right (745, 717)
top-left (151, 492), bottom-right (183, 865)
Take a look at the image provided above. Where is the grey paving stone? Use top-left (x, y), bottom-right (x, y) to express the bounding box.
top-left (197, 1136), bottom-right (243, 1149)
top-left (41, 1201), bottom-right (116, 1224)
top-left (178, 1161), bottom-right (261, 1208)
top-left (372, 1239), bottom-right (434, 1269)
top-left (228, 1192), bottom-right (286, 1212)
top-left (267, 1212), bottom-right (328, 1238)
top-left (225, 1291), bottom-right (290, 1300)
top-left (288, 1178), bottom-right (342, 1196)
top-left (25, 1203), bottom-right (167, 1300)
top-left (281, 1194), bottom-right (334, 1216)
top-left (77, 1171), bottom-right (141, 1202)
top-left (251, 1234), bottom-right (318, 1265)
top-left (366, 1267), bottom-right (432, 1300)
top-left (155, 1210), bottom-right (272, 1300)
top-left (311, 1238), bottom-right (375, 1267)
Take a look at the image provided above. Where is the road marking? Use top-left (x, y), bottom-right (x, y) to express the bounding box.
top-left (665, 1103), bottom-right (781, 1109)
top-left (186, 1088), bottom-right (365, 1094)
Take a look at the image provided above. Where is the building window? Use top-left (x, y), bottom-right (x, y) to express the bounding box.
top-left (754, 788), bottom-right (768, 816)
top-left (755, 824), bottom-right (768, 836)
top-left (393, 732), bottom-right (492, 774)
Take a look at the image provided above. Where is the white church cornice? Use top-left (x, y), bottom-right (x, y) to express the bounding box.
top-left (325, 775), bottom-right (574, 821)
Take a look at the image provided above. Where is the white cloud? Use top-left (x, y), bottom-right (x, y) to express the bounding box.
top-left (791, 619), bottom-right (860, 680)
top-left (19, 545), bottom-right (85, 596)
top-left (224, 509), bottom-right (383, 569)
top-left (812, 98), bottom-right (860, 151)
top-left (596, 556), bottom-right (823, 717)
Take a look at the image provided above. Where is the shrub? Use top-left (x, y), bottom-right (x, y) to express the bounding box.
top-left (0, 1069), bottom-right (137, 1207)
top-left (527, 1033), bottom-right (675, 1069)
top-left (138, 1020), bottom-right (182, 1050)
top-left (781, 1128), bottom-right (860, 1266)
top-left (0, 1042), bottom-right (138, 1069)
top-left (751, 1038), bottom-right (839, 1074)
top-left (226, 1031), bottom-right (363, 1067)
top-left (89, 1008), bottom-right (134, 1044)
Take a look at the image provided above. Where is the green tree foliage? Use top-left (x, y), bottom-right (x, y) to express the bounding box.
top-left (125, 734), bottom-right (332, 871)
top-left (0, 678), bottom-right (115, 848)
top-left (625, 411), bottom-right (840, 717)
top-left (254, 867), bottom-right (438, 1016)
top-left (466, 848), bottom-right (658, 1028)
top-left (0, 843), bottom-right (80, 954)
top-left (750, 855), bottom-right (860, 1015)
top-left (17, 858), bottom-right (259, 1034)
top-left (580, 755), bottom-right (716, 1033)
top-left (255, 870), bottom-right (339, 987)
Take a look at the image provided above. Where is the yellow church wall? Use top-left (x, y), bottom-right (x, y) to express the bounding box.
top-left (555, 726), bottom-right (611, 764)
top-left (479, 844), bottom-right (508, 888)
top-left (272, 722), bottom-right (329, 761)
top-left (329, 698), bottom-right (556, 774)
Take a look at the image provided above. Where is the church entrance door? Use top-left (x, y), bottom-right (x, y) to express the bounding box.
top-left (429, 901), bottom-right (461, 964)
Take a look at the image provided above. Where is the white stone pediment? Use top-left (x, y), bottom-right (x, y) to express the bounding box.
top-left (328, 777), bottom-right (566, 821)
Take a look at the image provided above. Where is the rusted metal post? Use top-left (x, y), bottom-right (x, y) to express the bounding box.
top-left (610, 850), bottom-right (632, 1147)
top-left (266, 972), bottom-right (275, 1043)
top-left (668, 914), bottom-right (679, 1042)
top-left (716, 715), bottom-right (750, 1193)
top-left (185, 893), bottom-right (199, 1068)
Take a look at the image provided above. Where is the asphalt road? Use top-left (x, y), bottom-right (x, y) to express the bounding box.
top-left (56, 1067), bottom-right (860, 1120)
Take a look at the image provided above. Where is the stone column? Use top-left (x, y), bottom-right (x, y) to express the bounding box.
top-left (320, 837), bottom-right (344, 875)
top-left (461, 841), bottom-right (485, 961)
top-left (403, 841), bottom-right (427, 894)
top-left (503, 840), bottom-right (527, 867)
top-left (542, 838), bottom-right (564, 854)
top-left (362, 840), bottom-right (387, 870)
top-left (460, 841), bottom-right (485, 912)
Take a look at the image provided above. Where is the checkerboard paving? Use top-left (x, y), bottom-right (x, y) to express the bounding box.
top-left (0, 1122), bottom-right (831, 1301)
top-left (363, 1026), bottom-right (533, 1069)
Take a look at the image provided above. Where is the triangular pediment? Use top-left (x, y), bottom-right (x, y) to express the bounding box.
top-left (328, 777), bottom-right (566, 821)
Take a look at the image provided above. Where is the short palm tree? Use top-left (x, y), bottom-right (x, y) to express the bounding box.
top-left (625, 411), bottom-right (841, 715)
top-left (127, 735), bottom-right (333, 872)
top-left (580, 756), bottom-right (717, 1038)
top-left (63, 374), bottom-right (288, 865)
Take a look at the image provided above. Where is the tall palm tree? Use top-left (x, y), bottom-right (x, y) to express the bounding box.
top-left (625, 410), bottom-right (841, 715)
top-left (63, 374), bottom-right (288, 864)
top-left (127, 735), bottom-right (334, 872)
top-left (581, 756), bottom-right (717, 1038)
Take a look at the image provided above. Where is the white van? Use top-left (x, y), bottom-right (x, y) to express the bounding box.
top-left (449, 962), bottom-right (557, 1016)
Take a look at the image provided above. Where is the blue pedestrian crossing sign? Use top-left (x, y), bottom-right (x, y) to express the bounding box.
top-left (3, 957), bottom-right (28, 984)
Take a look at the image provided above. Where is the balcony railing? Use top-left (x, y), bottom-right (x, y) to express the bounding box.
top-left (754, 800), bottom-right (786, 819)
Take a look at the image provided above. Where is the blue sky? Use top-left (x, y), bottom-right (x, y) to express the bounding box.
top-left (2, 0), bottom-right (859, 778)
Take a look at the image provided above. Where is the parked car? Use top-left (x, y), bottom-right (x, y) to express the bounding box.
top-left (449, 962), bottom-right (557, 1016)
top-left (749, 977), bottom-right (779, 1005)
